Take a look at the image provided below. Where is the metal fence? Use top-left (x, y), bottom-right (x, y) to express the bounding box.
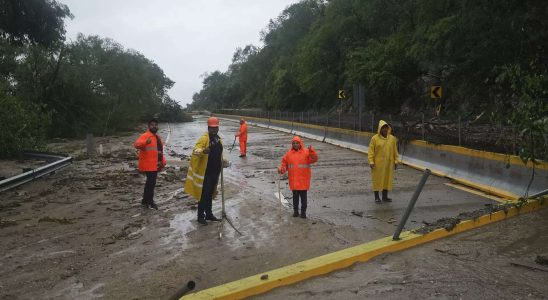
top-left (215, 109), bottom-right (519, 155)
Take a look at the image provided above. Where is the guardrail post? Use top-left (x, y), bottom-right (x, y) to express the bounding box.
top-left (421, 113), bottom-right (425, 141)
top-left (393, 169), bottom-right (431, 240)
top-left (86, 134), bottom-right (96, 157)
top-left (458, 115), bottom-right (462, 146)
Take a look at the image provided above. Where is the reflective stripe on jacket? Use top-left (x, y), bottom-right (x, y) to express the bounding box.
top-left (184, 132), bottom-right (223, 201)
top-left (134, 130), bottom-right (166, 172)
top-left (279, 136), bottom-right (318, 190)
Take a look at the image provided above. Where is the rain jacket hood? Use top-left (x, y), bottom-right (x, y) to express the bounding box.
top-left (291, 136), bottom-right (305, 151)
top-left (377, 120), bottom-right (392, 137)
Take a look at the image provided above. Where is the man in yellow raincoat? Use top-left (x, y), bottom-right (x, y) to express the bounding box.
top-left (368, 120), bottom-right (399, 203)
top-left (184, 117), bottom-right (223, 225)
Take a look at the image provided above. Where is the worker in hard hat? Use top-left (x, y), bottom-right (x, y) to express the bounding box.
top-left (277, 136), bottom-right (318, 219)
top-left (234, 118), bottom-right (248, 157)
top-left (184, 117), bottom-right (223, 225)
top-left (368, 120), bottom-right (399, 203)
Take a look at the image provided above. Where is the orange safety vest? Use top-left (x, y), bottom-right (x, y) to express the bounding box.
top-left (134, 130), bottom-right (166, 172)
top-left (279, 136), bottom-right (318, 190)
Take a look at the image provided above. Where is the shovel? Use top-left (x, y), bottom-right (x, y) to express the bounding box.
top-left (229, 137), bottom-right (237, 153)
top-left (218, 161), bottom-right (243, 239)
top-left (275, 171), bottom-right (291, 209)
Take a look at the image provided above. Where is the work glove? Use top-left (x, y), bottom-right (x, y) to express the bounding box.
top-left (277, 166), bottom-right (284, 174)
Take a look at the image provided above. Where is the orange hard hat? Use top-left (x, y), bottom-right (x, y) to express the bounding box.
top-left (207, 117), bottom-right (220, 127)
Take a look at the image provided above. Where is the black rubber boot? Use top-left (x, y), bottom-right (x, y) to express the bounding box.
top-left (382, 190), bottom-right (392, 202)
top-left (206, 215), bottom-right (221, 222)
top-left (374, 191), bottom-right (381, 203)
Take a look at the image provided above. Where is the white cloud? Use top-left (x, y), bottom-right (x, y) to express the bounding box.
top-left (60, 0), bottom-right (300, 106)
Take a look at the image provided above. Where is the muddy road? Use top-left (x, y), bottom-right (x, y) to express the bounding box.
top-left (261, 209), bottom-right (548, 300)
top-left (0, 117), bottom-right (505, 299)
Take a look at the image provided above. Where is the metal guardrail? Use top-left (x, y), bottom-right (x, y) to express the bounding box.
top-left (528, 188), bottom-right (548, 200)
top-left (0, 152), bottom-right (73, 192)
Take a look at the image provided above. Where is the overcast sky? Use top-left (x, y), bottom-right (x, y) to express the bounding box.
top-left (60, 0), bottom-right (300, 107)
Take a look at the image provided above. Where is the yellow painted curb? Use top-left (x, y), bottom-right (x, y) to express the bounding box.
top-left (408, 140), bottom-right (547, 171)
top-left (182, 199), bottom-right (547, 300)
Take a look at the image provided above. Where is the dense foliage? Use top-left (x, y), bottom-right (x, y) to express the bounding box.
top-left (190, 0), bottom-right (547, 160)
top-left (0, 0), bottom-right (188, 157)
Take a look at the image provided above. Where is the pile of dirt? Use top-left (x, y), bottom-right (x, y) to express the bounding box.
top-left (414, 202), bottom-right (523, 234)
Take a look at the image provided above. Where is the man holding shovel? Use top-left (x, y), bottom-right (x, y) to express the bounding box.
top-left (278, 136), bottom-right (318, 219)
top-left (184, 117), bottom-right (223, 225)
top-left (234, 118), bottom-right (248, 157)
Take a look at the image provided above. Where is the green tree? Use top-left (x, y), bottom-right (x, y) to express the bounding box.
top-left (0, 0), bottom-right (72, 46)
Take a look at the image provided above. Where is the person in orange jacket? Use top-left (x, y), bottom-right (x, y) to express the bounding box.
top-left (134, 119), bottom-right (167, 209)
top-left (235, 118), bottom-right (248, 157)
top-left (277, 136), bottom-right (318, 218)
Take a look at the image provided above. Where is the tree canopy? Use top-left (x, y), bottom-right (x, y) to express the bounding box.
top-left (0, 0), bottom-right (187, 157)
top-left (190, 0), bottom-right (547, 114)
top-left (190, 0), bottom-right (547, 160)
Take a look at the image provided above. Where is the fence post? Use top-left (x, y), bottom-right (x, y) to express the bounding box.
top-left (338, 108), bottom-right (341, 128)
top-left (86, 134), bottom-right (96, 157)
top-left (512, 125), bottom-right (516, 155)
top-left (421, 113), bottom-right (425, 140)
top-left (458, 115), bottom-right (462, 146)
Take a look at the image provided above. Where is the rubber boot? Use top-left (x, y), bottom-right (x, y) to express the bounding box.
top-left (374, 191), bottom-right (381, 203)
top-left (382, 190), bottom-right (392, 202)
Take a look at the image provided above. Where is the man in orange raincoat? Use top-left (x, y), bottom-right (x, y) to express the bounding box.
top-left (134, 119), bottom-right (167, 210)
top-left (278, 136), bottom-right (318, 218)
top-left (234, 118), bottom-right (248, 157)
top-left (368, 120), bottom-right (399, 203)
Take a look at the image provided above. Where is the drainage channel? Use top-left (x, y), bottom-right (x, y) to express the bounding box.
top-left (0, 152), bottom-right (73, 192)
